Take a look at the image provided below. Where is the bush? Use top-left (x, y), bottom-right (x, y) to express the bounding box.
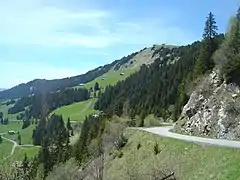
top-left (153, 143), bottom-right (161, 155)
top-left (115, 134), bottom-right (128, 150)
top-left (116, 150), bottom-right (124, 158)
top-left (137, 143), bottom-right (141, 150)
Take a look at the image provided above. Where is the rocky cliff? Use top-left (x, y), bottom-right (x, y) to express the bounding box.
top-left (174, 70), bottom-right (240, 140)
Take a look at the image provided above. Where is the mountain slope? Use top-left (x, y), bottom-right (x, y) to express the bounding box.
top-left (94, 42), bottom-right (201, 120)
top-left (50, 45), bottom-right (178, 122)
top-left (0, 46), bottom-right (166, 100)
top-left (76, 45), bottom-right (173, 90)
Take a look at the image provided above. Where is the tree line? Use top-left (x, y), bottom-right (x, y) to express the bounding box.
top-left (8, 88), bottom-right (90, 118)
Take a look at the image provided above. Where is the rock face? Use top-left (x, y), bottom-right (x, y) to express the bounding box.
top-left (174, 70), bottom-right (240, 140)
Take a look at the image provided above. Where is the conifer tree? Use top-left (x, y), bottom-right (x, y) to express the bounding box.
top-left (217, 7), bottom-right (240, 82)
top-left (194, 12), bottom-right (218, 76)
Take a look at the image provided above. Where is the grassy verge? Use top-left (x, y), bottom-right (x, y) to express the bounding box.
top-left (104, 129), bottom-right (240, 180)
top-left (52, 98), bottom-right (98, 122)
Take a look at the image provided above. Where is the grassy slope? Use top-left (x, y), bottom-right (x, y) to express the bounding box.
top-left (52, 46), bottom-right (162, 122)
top-left (0, 122), bottom-right (38, 167)
top-left (73, 67), bottom-right (138, 90)
top-left (0, 104), bottom-right (21, 120)
top-left (52, 98), bottom-right (98, 122)
top-left (0, 122), bottom-right (22, 133)
top-left (0, 139), bottom-right (13, 160)
top-left (56, 63), bottom-right (139, 122)
top-left (105, 130), bottom-right (240, 180)
top-left (3, 125), bottom-right (36, 145)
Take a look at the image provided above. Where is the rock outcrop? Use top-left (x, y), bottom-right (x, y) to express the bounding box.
top-left (174, 70), bottom-right (240, 140)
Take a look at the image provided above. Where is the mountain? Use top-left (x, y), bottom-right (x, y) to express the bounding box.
top-left (0, 88), bottom-right (6, 92)
top-left (0, 45), bottom-right (170, 100)
top-left (94, 42), bottom-right (200, 120)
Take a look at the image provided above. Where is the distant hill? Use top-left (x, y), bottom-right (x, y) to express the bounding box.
top-left (0, 88), bottom-right (6, 92)
top-left (0, 45), bottom-right (168, 100)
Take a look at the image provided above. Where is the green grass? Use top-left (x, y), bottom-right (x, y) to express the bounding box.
top-left (0, 146), bottom-right (40, 170)
top-left (10, 146), bottom-right (39, 160)
top-left (4, 124), bottom-right (35, 145)
top-left (0, 121), bottom-right (36, 167)
top-left (0, 122), bottom-right (22, 133)
top-left (0, 104), bottom-right (22, 120)
top-left (52, 98), bottom-right (99, 122)
top-left (56, 68), bottom-right (139, 123)
top-left (0, 122), bottom-right (39, 170)
top-left (105, 130), bottom-right (240, 180)
top-left (0, 139), bottom-right (13, 160)
top-left (74, 68), bottom-right (138, 90)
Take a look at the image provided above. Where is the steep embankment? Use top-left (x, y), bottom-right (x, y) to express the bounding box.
top-left (47, 129), bottom-right (240, 180)
top-left (174, 70), bottom-right (240, 140)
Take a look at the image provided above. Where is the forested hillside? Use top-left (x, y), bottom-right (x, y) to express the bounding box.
top-left (8, 88), bottom-right (90, 119)
top-left (95, 34), bottom-right (224, 121)
top-left (0, 51), bottom-right (139, 100)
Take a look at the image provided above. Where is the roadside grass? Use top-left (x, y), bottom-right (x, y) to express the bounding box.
top-left (52, 98), bottom-right (98, 122)
top-left (143, 114), bottom-right (173, 127)
top-left (105, 129), bottom-right (240, 180)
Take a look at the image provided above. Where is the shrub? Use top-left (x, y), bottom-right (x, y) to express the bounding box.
top-left (153, 143), bottom-right (161, 155)
top-left (137, 143), bottom-right (141, 150)
top-left (115, 134), bottom-right (128, 150)
top-left (115, 150), bottom-right (124, 158)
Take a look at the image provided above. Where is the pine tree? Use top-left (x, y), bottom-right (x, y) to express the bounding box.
top-left (94, 82), bottom-right (100, 91)
top-left (0, 135), bottom-right (2, 144)
top-left (18, 134), bottom-right (22, 145)
top-left (219, 7), bottom-right (240, 83)
top-left (22, 153), bottom-right (29, 175)
top-left (194, 12), bottom-right (218, 76)
top-left (66, 117), bottom-right (73, 136)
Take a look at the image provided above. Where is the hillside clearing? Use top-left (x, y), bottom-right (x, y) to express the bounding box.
top-left (73, 68), bottom-right (138, 90)
top-left (0, 104), bottom-right (20, 120)
top-left (52, 98), bottom-right (98, 122)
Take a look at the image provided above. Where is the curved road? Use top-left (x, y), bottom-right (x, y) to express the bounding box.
top-left (138, 126), bottom-right (240, 148)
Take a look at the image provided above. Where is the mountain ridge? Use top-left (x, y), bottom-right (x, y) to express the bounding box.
top-left (0, 44), bottom-right (172, 100)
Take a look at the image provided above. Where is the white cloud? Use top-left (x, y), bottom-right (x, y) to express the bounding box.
top-left (0, 0), bottom-right (194, 48)
top-left (1, 61), bottom-right (86, 88)
top-left (0, 0), bottom-right (114, 48)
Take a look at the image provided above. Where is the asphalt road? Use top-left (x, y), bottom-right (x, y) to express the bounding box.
top-left (138, 126), bottom-right (240, 148)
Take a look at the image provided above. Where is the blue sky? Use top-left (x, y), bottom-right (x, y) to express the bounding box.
top-left (0, 0), bottom-right (239, 88)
